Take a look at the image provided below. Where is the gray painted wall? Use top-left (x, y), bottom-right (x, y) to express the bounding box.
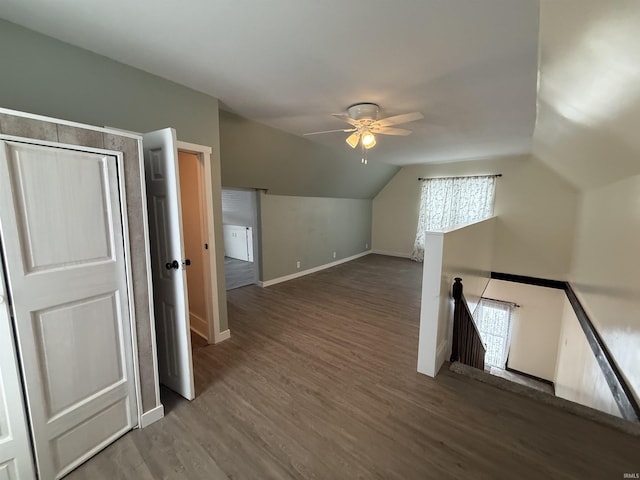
top-left (260, 193), bottom-right (371, 281)
top-left (219, 110), bottom-right (399, 199)
top-left (219, 111), bottom-right (391, 283)
top-left (0, 20), bottom-right (389, 330)
top-left (0, 20), bottom-right (220, 147)
top-left (0, 19), bottom-right (229, 331)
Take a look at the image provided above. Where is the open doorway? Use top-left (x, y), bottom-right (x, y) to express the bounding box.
top-left (178, 150), bottom-right (210, 342)
top-left (141, 130), bottom-right (228, 402)
top-left (221, 188), bottom-right (259, 289)
top-left (175, 141), bottom-right (226, 348)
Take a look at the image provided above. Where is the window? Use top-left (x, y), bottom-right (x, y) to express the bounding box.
top-left (474, 298), bottom-right (513, 370)
top-left (411, 175), bottom-right (496, 261)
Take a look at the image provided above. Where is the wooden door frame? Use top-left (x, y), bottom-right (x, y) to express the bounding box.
top-left (176, 141), bottom-right (228, 344)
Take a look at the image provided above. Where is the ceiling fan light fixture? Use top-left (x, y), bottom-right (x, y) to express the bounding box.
top-left (361, 131), bottom-right (376, 149)
top-left (347, 103), bottom-right (380, 122)
top-left (346, 132), bottom-right (360, 148)
top-left (306, 103), bottom-right (422, 161)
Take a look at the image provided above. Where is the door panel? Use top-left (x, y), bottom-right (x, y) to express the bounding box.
top-left (11, 149), bottom-right (113, 272)
top-left (52, 397), bottom-right (128, 471)
top-left (0, 277), bottom-right (36, 479)
top-left (143, 129), bottom-right (194, 400)
top-left (33, 293), bottom-right (124, 417)
top-left (0, 141), bottom-right (137, 479)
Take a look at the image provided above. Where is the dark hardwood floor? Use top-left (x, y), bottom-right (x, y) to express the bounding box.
top-left (67, 254), bottom-right (639, 479)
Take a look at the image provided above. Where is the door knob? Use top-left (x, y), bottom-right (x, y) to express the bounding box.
top-left (183, 259), bottom-right (191, 267)
top-left (165, 260), bottom-right (180, 270)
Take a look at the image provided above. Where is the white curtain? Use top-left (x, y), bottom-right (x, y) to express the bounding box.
top-left (411, 175), bottom-right (496, 261)
top-left (474, 299), bottom-right (513, 370)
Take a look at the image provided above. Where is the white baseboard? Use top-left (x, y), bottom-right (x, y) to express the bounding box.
top-left (189, 312), bottom-right (208, 340)
top-left (214, 329), bottom-right (231, 343)
top-left (259, 250), bottom-right (371, 287)
top-left (140, 404), bottom-right (164, 428)
top-left (371, 249), bottom-right (412, 259)
top-left (190, 326), bottom-right (208, 341)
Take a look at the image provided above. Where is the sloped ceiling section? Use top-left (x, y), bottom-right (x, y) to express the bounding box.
top-left (533, 0), bottom-right (640, 191)
top-left (0, 0), bottom-right (539, 167)
top-left (219, 110), bottom-right (399, 199)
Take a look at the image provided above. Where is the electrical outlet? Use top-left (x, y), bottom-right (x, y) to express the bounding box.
top-left (365, 243), bottom-right (369, 249)
top-left (332, 251), bottom-right (336, 259)
top-left (296, 261), bottom-right (300, 269)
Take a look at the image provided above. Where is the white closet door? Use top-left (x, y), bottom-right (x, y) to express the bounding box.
top-left (142, 129), bottom-right (194, 400)
top-left (0, 141), bottom-right (138, 479)
top-left (0, 278), bottom-right (36, 479)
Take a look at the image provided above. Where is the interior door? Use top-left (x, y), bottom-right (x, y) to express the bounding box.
top-left (0, 276), bottom-right (36, 479)
top-left (0, 140), bottom-right (138, 479)
top-left (142, 129), bottom-right (195, 400)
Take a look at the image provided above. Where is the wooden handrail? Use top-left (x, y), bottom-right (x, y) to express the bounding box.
top-left (450, 278), bottom-right (486, 370)
top-left (491, 271), bottom-right (640, 423)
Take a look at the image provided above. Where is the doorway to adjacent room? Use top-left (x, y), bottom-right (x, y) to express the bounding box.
top-left (221, 188), bottom-right (260, 290)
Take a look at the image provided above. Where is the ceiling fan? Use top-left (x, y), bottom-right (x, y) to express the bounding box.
top-left (304, 103), bottom-right (424, 164)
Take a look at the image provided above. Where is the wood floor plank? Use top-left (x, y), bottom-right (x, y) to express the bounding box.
top-left (66, 254), bottom-right (639, 479)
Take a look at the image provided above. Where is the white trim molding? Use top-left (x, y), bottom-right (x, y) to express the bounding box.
top-left (0, 107), bottom-right (143, 141)
top-left (140, 404), bottom-right (164, 428)
top-left (176, 140), bottom-right (212, 155)
top-left (176, 140), bottom-right (226, 346)
top-left (371, 250), bottom-right (412, 259)
top-left (259, 250), bottom-right (371, 288)
top-left (214, 329), bottom-right (231, 343)
top-left (189, 313), bottom-right (208, 341)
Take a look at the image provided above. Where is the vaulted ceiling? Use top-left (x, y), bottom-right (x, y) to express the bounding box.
top-left (533, 0), bottom-right (640, 191)
top-left (0, 0), bottom-right (540, 166)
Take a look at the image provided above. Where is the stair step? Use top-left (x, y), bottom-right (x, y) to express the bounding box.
top-left (448, 361), bottom-right (640, 437)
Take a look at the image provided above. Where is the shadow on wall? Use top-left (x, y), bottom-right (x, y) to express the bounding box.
top-left (534, 0), bottom-right (640, 190)
top-left (533, 100), bottom-right (640, 190)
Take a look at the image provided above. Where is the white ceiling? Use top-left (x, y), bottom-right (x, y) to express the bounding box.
top-left (534, 0), bottom-right (640, 190)
top-left (0, 0), bottom-right (540, 166)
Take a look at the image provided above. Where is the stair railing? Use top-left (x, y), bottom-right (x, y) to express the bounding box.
top-left (450, 277), bottom-right (486, 370)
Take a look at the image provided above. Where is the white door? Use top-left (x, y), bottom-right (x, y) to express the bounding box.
top-left (0, 277), bottom-right (36, 479)
top-left (0, 140), bottom-right (138, 479)
top-left (142, 129), bottom-right (195, 400)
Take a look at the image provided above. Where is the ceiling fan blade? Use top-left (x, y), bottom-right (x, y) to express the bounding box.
top-left (304, 128), bottom-right (357, 136)
top-left (375, 112), bottom-right (424, 127)
top-left (373, 126), bottom-right (412, 136)
top-left (345, 132), bottom-right (360, 148)
top-left (331, 113), bottom-right (360, 126)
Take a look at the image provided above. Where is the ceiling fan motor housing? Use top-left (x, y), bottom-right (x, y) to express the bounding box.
top-left (347, 103), bottom-right (380, 122)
